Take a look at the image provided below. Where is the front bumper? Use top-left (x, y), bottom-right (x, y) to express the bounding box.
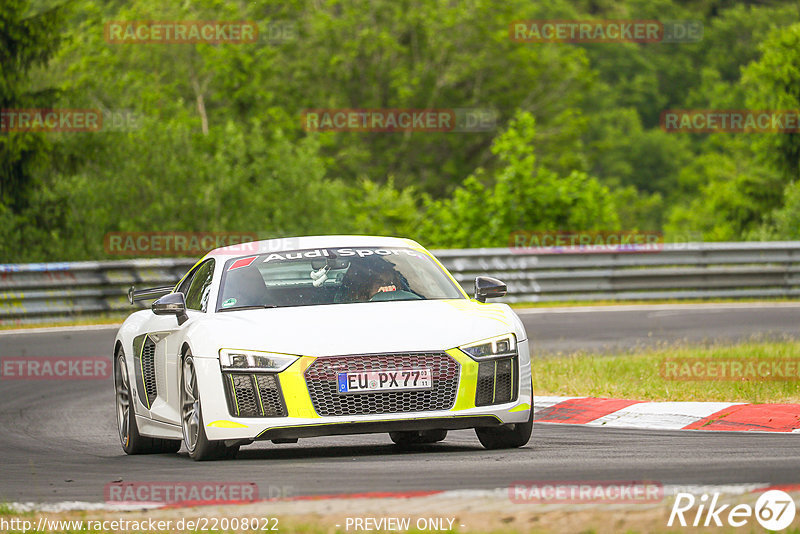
top-left (195, 341), bottom-right (532, 441)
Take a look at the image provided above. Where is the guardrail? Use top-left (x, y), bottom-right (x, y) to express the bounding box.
top-left (2, 241), bottom-right (800, 324)
top-left (0, 259), bottom-right (195, 324)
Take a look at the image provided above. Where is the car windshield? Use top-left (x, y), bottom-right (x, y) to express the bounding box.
top-left (216, 246), bottom-right (464, 310)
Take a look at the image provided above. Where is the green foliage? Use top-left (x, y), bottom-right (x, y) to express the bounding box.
top-left (667, 17), bottom-right (800, 242)
top-left (44, 118), bottom-right (357, 259)
top-left (610, 186), bottom-right (663, 232)
top-left (344, 178), bottom-right (421, 238)
top-left (743, 22), bottom-right (800, 181)
top-left (0, 0), bottom-right (69, 209)
top-left (4, 0), bottom-right (800, 262)
top-left (583, 108), bottom-right (693, 196)
top-left (418, 112), bottom-right (618, 248)
top-left (665, 152), bottom-right (783, 241)
top-left (758, 180), bottom-right (800, 240)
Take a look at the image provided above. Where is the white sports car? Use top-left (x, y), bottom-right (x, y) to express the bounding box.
top-left (114, 235), bottom-right (532, 460)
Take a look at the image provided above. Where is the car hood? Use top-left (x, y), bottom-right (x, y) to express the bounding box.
top-left (188, 299), bottom-right (521, 357)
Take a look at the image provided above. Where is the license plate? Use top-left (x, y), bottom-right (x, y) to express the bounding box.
top-left (337, 368), bottom-right (432, 393)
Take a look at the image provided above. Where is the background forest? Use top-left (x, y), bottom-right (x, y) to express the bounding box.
top-left (2, 0), bottom-right (800, 261)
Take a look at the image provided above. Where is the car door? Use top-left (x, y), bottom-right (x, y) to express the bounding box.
top-left (132, 260), bottom-right (215, 427)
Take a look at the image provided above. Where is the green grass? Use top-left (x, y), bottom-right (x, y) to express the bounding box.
top-left (534, 340), bottom-right (800, 403)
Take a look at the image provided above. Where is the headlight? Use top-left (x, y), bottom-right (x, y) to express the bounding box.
top-left (459, 334), bottom-right (517, 360)
top-left (219, 349), bottom-right (299, 372)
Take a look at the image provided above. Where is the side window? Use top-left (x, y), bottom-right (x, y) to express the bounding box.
top-left (176, 265), bottom-right (198, 295)
top-left (184, 260), bottom-right (215, 312)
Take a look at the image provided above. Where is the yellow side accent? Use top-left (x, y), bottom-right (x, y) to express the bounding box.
top-left (448, 348), bottom-right (479, 411)
top-left (174, 256), bottom-right (205, 290)
top-left (277, 356), bottom-right (320, 418)
top-left (510, 403), bottom-right (530, 413)
top-left (207, 420), bottom-right (249, 428)
top-left (139, 335), bottom-right (151, 410)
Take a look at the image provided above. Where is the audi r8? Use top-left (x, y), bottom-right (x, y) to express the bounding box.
top-left (113, 235), bottom-right (532, 460)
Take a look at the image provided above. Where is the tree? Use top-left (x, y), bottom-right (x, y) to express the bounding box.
top-left (418, 111), bottom-right (619, 248)
top-left (0, 0), bottom-right (68, 209)
top-left (665, 152), bottom-right (783, 241)
top-left (742, 22), bottom-right (800, 182)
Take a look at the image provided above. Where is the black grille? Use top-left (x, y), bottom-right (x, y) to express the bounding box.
top-left (304, 352), bottom-right (459, 417)
top-left (223, 373), bottom-right (287, 417)
top-left (140, 337), bottom-right (157, 406)
top-left (476, 362), bottom-right (496, 406)
top-left (494, 359), bottom-right (514, 402)
top-left (475, 357), bottom-right (518, 406)
top-left (256, 375), bottom-right (286, 416)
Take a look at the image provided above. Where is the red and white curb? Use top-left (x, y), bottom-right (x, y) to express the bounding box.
top-left (534, 396), bottom-right (800, 432)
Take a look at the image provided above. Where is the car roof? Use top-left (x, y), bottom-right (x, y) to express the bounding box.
top-left (207, 235), bottom-right (424, 260)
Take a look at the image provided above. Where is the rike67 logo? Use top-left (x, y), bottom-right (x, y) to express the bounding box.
top-left (668, 490), bottom-right (796, 530)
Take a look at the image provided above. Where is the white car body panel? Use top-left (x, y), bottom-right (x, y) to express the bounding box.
top-left (113, 235), bottom-right (532, 446)
top-left (186, 300), bottom-right (523, 358)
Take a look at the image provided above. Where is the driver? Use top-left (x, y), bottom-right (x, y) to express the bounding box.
top-left (368, 270), bottom-right (398, 299)
top-left (339, 258), bottom-right (401, 303)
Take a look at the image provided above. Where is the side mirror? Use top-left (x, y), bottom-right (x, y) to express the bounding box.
top-left (152, 292), bottom-right (188, 325)
top-left (474, 276), bottom-right (507, 303)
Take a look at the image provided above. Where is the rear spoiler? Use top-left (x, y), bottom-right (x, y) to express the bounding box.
top-left (127, 285), bottom-right (174, 305)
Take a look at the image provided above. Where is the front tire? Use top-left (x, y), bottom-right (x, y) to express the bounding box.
top-left (114, 348), bottom-right (180, 455)
top-left (181, 353), bottom-right (239, 461)
top-left (475, 408), bottom-right (533, 450)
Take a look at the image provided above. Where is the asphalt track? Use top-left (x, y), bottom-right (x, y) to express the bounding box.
top-left (0, 303), bottom-right (798, 504)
